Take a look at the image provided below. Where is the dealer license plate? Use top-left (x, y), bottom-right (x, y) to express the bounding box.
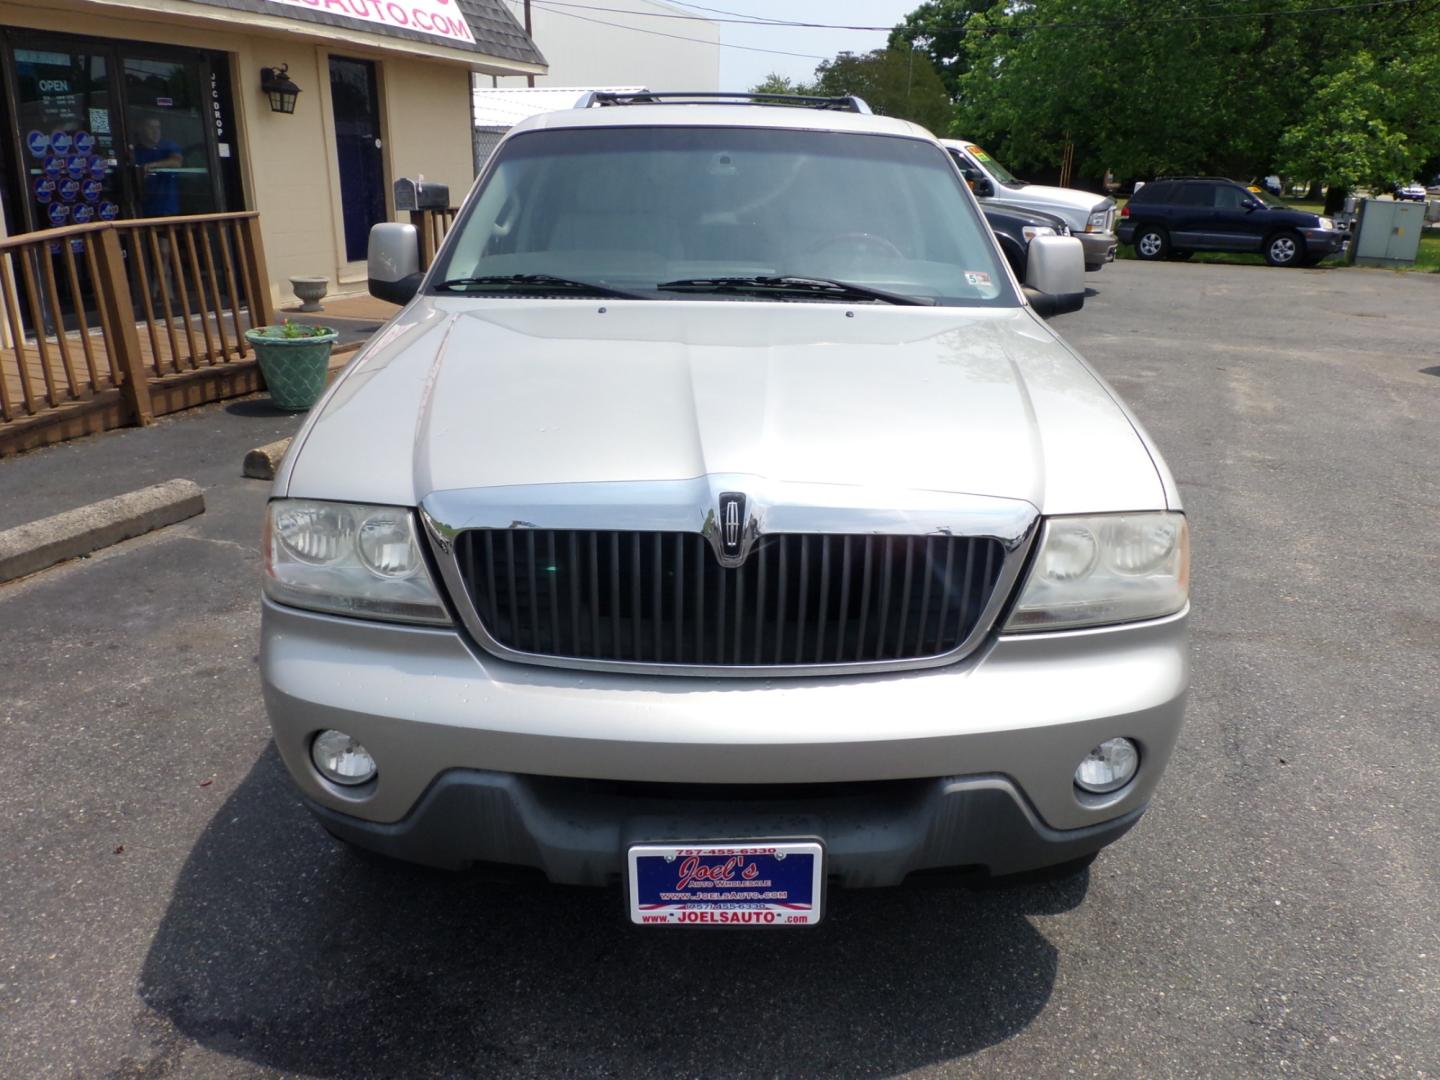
top-left (627, 841), bottom-right (824, 926)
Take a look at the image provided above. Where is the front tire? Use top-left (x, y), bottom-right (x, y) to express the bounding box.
top-left (1265, 231), bottom-right (1304, 267)
top-left (1133, 225), bottom-right (1168, 261)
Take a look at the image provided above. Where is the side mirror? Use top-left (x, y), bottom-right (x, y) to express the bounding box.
top-left (368, 222), bottom-right (422, 305)
top-left (974, 176), bottom-right (994, 198)
top-left (1023, 235), bottom-right (1085, 316)
top-left (1242, 199), bottom-right (1261, 211)
top-left (1027, 289), bottom-right (1084, 317)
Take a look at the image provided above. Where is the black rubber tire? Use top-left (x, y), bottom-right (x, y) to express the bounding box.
top-left (971, 851), bottom-right (1098, 890)
top-left (1167, 249), bottom-right (1194, 261)
top-left (1132, 225), bottom-right (1168, 261)
top-left (1264, 230), bottom-right (1304, 267)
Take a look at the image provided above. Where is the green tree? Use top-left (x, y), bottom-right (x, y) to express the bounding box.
top-left (809, 47), bottom-right (954, 134)
top-left (1278, 42), bottom-right (1440, 203)
top-left (888, 0), bottom-right (1002, 97)
top-left (749, 73), bottom-right (816, 96)
top-left (925, 0), bottom-right (1440, 192)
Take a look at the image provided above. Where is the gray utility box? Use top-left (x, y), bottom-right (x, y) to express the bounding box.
top-left (1347, 199), bottom-right (1426, 267)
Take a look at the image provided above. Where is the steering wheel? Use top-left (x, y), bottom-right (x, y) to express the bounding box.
top-left (806, 232), bottom-right (906, 259)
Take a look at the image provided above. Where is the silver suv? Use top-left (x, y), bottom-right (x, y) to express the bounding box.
top-left (261, 93), bottom-right (1189, 926)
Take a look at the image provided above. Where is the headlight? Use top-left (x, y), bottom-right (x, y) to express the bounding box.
top-left (1086, 209), bottom-right (1110, 232)
top-left (1005, 512), bottom-right (1189, 632)
top-left (1022, 225), bottom-right (1057, 242)
top-left (1318, 217), bottom-right (1335, 230)
top-left (264, 499), bottom-right (451, 624)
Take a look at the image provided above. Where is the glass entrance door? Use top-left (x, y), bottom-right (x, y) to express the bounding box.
top-left (5, 39), bottom-right (226, 230)
top-left (121, 55), bottom-right (219, 218)
top-left (10, 46), bottom-right (124, 231)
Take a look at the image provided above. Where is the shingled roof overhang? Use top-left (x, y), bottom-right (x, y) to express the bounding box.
top-left (61, 0), bottom-right (546, 73)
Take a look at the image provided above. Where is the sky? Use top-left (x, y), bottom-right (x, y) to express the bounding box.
top-left (701, 1), bottom-right (920, 89)
top-left (502, 0), bottom-right (922, 92)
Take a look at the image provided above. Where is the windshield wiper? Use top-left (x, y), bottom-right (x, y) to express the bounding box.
top-left (655, 275), bottom-right (933, 306)
top-left (433, 273), bottom-right (648, 299)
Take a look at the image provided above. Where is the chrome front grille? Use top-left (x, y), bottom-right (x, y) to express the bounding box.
top-left (452, 529), bottom-right (1007, 671)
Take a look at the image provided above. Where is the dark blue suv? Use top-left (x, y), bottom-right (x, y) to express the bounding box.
top-left (1118, 177), bottom-right (1347, 267)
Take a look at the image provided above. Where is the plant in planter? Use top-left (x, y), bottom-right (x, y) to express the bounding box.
top-left (244, 320), bottom-right (338, 411)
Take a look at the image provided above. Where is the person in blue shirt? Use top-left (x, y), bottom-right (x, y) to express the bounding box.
top-left (133, 117), bottom-right (183, 217)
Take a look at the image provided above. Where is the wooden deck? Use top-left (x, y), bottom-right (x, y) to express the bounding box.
top-left (1, 211), bottom-right (282, 454)
top-left (2, 310), bottom-right (251, 419)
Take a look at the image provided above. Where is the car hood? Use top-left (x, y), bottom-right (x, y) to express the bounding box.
top-left (1004, 183), bottom-right (1113, 218)
top-left (981, 200), bottom-right (1069, 231)
top-left (282, 298), bottom-right (1170, 517)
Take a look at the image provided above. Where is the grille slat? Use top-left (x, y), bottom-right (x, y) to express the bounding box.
top-left (456, 530), bottom-right (1006, 670)
top-left (753, 541), bottom-right (768, 665)
top-left (525, 532), bottom-right (540, 654)
top-left (855, 537), bottom-right (874, 661)
top-left (609, 532), bottom-right (621, 659)
top-left (895, 538), bottom-right (916, 658)
top-left (814, 536), bottom-right (831, 664)
top-left (916, 536), bottom-right (935, 656)
top-left (693, 534), bottom-right (706, 663)
top-left (934, 540), bottom-right (957, 654)
top-left (672, 534), bottom-right (684, 663)
top-left (630, 533), bottom-right (643, 661)
top-left (568, 533), bottom-right (581, 655)
top-left (877, 537), bottom-right (895, 658)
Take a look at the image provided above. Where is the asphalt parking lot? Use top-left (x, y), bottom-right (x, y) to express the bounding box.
top-left (2, 260), bottom-right (1438, 1079)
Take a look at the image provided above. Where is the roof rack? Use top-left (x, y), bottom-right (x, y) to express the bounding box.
top-left (1155, 176), bottom-right (1238, 183)
top-left (577, 91), bottom-right (873, 115)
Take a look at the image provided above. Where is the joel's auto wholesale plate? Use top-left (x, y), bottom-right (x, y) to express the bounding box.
top-left (627, 841), bottom-right (824, 926)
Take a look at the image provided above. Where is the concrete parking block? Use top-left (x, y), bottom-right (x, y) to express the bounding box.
top-left (243, 438), bottom-right (293, 481)
top-left (0, 478), bottom-right (204, 583)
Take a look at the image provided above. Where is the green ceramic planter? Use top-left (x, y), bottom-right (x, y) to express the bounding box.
top-left (245, 326), bottom-right (338, 411)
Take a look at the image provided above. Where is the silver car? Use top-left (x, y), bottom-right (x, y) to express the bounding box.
top-left (261, 93), bottom-right (1189, 926)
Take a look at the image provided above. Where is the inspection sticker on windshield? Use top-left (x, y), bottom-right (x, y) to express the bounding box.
top-left (628, 842), bottom-right (824, 926)
top-left (965, 271), bottom-right (991, 286)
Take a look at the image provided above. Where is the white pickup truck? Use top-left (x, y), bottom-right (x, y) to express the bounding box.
top-left (942, 139), bottom-right (1118, 271)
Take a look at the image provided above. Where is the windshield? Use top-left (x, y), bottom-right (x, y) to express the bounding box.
top-left (1246, 186), bottom-right (1288, 209)
top-left (964, 144), bottom-right (1022, 187)
top-left (433, 126), bottom-right (1015, 307)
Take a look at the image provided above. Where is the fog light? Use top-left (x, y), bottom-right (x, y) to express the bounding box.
top-left (1074, 737), bottom-right (1138, 794)
top-left (311, 730), bottom-right (376, 785)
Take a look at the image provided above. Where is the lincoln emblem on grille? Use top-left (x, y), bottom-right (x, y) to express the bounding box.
top-left (718, 492), bottom-right (746, 563)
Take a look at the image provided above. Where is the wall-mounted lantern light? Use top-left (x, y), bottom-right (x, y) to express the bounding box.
top-left (260, 64), bottom-right (301, 114)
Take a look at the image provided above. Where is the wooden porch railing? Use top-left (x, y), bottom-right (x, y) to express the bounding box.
top-left (409, 207), bottom-right (459, 270)
top-left (0, 211), bottom-right (276, 456)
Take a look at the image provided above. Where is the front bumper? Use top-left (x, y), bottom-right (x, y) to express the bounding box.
top-left (262, 600), bottom-right (1188, 878)
top-left (1302, 228), bottom-right (1347, 255)
top-left (1078, 230), bottom-right (1118, 269)
top-left (309, 771), bottom-right (1147, 884)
